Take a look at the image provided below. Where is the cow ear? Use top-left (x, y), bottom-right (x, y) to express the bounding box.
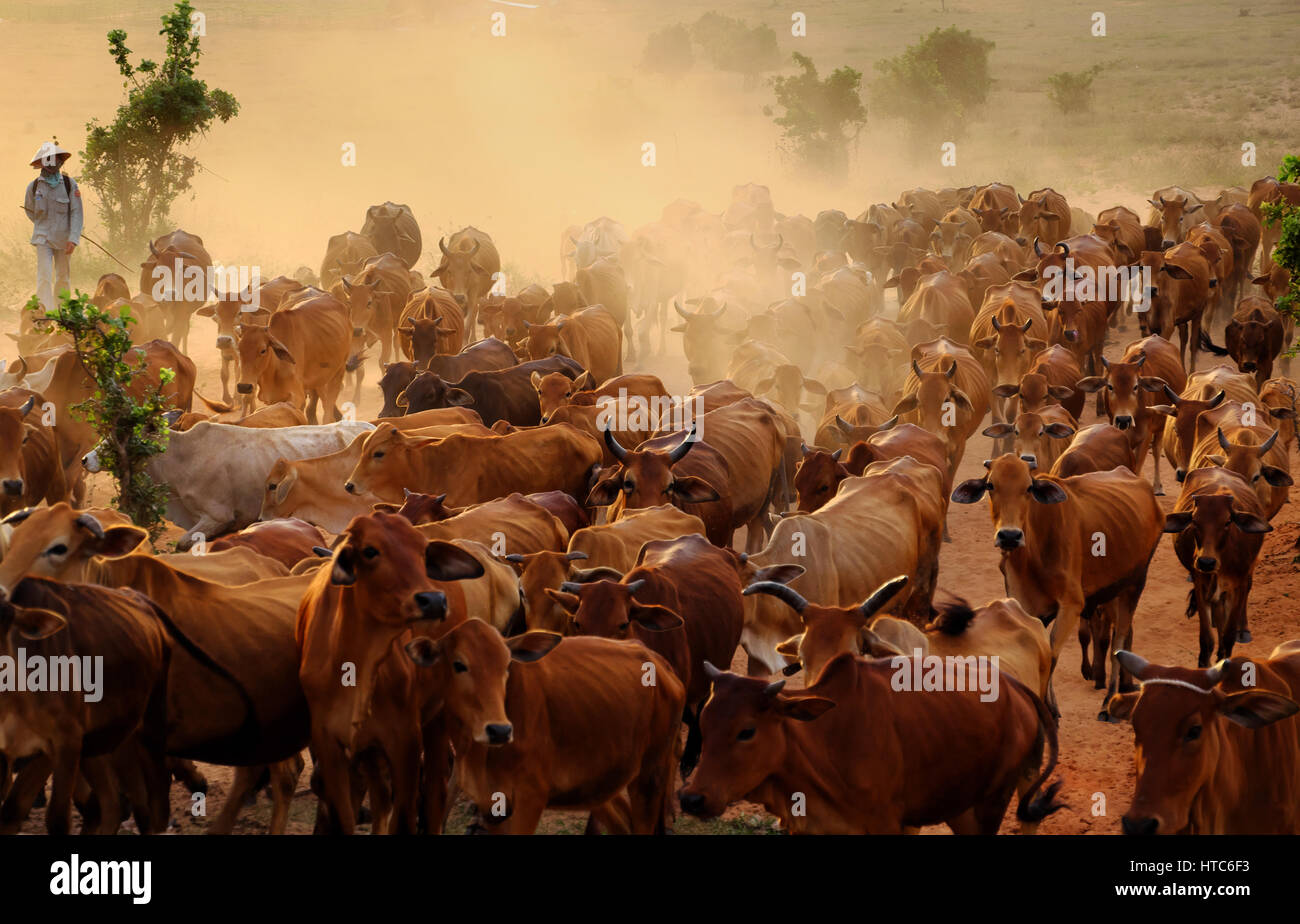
top-left (543, 588), bottom-right (580, 611)
top-left (268, 337), bottom-right (295, 363)
top-left (272, 466), bottom-right (299, 506)
top-left (775, 634), bottom-right (803, 666)
top-left (506, 630), bottom-right (563, 663)
top-left (669, 475), bottom-right (721, 503)
top-left (859, 627), bottom-right (907, 659)
top-left (973, 336), bottom-right (997, 350)
top-left (1026, 338), bottom-right (1047, 352)
top-left (1268, 406), bottom-right (1297, 420)
top-left (949, 388), bottom-right (973, 411)
top-left (1074, 376), bottom-right (1105, 393)
top-left (530, 371), bottom-right (543, 390)
top-left (982, 423), bottom-right (1014, 438)
top-left (1048, 385), bottom-right (1075, 400)
top-left (891, 395), bottom-right (919, 416)
top-left (630, 603), bottom-right (684, 632)
top-left (370, 502), bottom-right (400, 513)
top-left (991, 383), bottom-right (1020, 398)
top-left (1217, 689), bottom-right (1300, 729)
top-left (425, 540), bottom-right (486, 581)
top-left (1148, 404), bottom-right (1176, 417)
top-left (1103, 691), bottom-right (1138, 723)
top-left (12, 606), bottom-right (68, 641)
top-left (94, 524), bottom-right (149, 558)
top-left (1261, 466), bottom-right (1294, 487)
top-left (445, 388), bottom-right (475, 407)
top-left (404, 636), bottom-right (441, 667)
top-left (1012, 270), bottom-right (1037, 282)
top-left (776, 694), bottom-right (836, 722)
top-left (1045, 423), bottom-right (1075, 439)
top-left (331, 547), bottom-right (357, 585)
top-left (752, 563), bottom-right (805, 585)
top-left (1029, 479), bottom-right (1067, 504)
top-left (1230, 511), bottom-right (1272, 534)
top-left (585, 472), bottom-right (622, 507)
top-left (1138, 376), bottom-right (1168, 393)
top-left (950, 478), bottom-right (989, 504)
top-left (1163, 512), bottom-right (1193, 533)
top-left (195, 304), bottom-right (216, 318)
top-left (1163, 263), bottom-right (1193, 280)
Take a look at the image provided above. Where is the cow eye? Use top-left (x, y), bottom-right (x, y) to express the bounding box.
top-left (266, 483), bottom-right (277, 492)
top-left (453, 661), bottom-right (468, 673)
top-left (362, 546), bottom-right (379, 559)
top-left (46, 543), bottom-right (68, 557)
top-left (373, 451), bottom-right (385, 459)
top-left (623, 481), bottom-right (634, 493)
top-left (619, 621), bottom-right (630, 631)
top-left (1184, 724), bottom-right (1202, 742)
top-left (737, 727), bottom-right (756, 742)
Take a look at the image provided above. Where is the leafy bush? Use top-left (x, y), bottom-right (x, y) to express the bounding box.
top-left (642, 24), bottom-right (694, 79)
top-left (691, 11), bottom-right (781, 89)
top-left (81, 1), bottom-right (239, 252)
top-left (1046, 65), bottom-right (1103, 114)
top-left (766, 52), bottom-right (868, 177)
top-left (27, 291), bottom-right (174, 532)
top-left (872, 26), bottom-right (995, 138)
top-left (1263, 155), bottom-right (1300, 353)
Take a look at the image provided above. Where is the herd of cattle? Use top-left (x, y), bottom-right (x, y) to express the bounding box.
top-left (1, 177), bottom-right (1299, 836)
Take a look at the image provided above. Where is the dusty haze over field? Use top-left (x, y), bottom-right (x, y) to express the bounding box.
top-left (0, 0), bottom-right (1297, 287)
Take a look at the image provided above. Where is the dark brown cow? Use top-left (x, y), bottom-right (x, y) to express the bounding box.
top-left (359, 202), bottom-right (422, 269)
top-left (1107, 646), bottom-right (1300, 834)
top-left (138, 229), bottom-right (211, 352)
top-left (209, 517), bottom-right (327, 569)
top-left (1164, 467), bottom-right (1271, 665)
top-left (1221, 296), bottom-right (1285, 385)
top-left (398, 356), bottom-right (584, 426)
top-left (547, 533), bottom-right (743, 774)
top-left (0, 395), bottom-right (67, 516)
top-left (679, 655), bottom-right (1062, 834)
top-left (1136, 243), bottom-right (1215, 371)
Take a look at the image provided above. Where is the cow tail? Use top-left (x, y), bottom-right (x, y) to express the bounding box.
top-left (1198, 329), bottom-right (1228, 356)
top-left (127, 589), bottom-right (262, 748)
top-left (1014, 674), bottom-right (1066, 825)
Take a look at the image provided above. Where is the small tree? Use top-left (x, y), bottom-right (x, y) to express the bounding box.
top-left (27, 292), bottom-right (175, 533)
top-left (872, 26), bottom-right (995, 139)
top-left (766, 52), bottom-right (868, 177)
top-left (642, 24), bottom-right (694, 80)
top-left (691, 11), bottom-right (781, 89)
top-left (1046, 66), bottom-right (1103, 115)
top-left (81, 0), bottom-right (239, 252)
top-left (1263, 155), bottom-right (1300, 355)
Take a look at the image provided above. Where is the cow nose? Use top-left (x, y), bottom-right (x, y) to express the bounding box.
top-left (236, 383), bottom-right (253, 395)
top-left (1063, 330), bottom-right (1079, 342)
top-left (539, 415), bottom-right (549, 424)
top-left (413, 590), bottom-right (447, 619)
top-left (1, 479), bottom-right (23, 496)
top-left (344, 482), bottom-right (357, 495)
top-left (1122, 816), bottom-right (1159, 836)
top-left (680, 792), bottom-right (707, 815)
top-left (1016, 237), bottom-right (1027, 246)
top-left (1161, 240), bottom-right (1175, 250)
top-left (1196, 556), bottom-right (1218, 573)
top-left (485, 723), bottom-right (513, 745)
top-left (996, 528), bottom-right (1024, 549)
top-left (1019, 454), bottom-right (1037, 468)
top-left (216, 335), bottom-right (234, 348)
top-left (1242, 362), bottom-right (1257, 372)
top-left (1175, 469), bottom-right (1186, 483)
top-left (454, 294), bottom-right (467, 306)
top-left (1114, 416), bottom-right (1132, 430)
top-left (353, 327), bottom-right (365, 337)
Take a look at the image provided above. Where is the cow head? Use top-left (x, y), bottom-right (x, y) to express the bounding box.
top-left (362, 203), bottom-right (416, 260)
top-left (345, 423), bottom-right (444, 502)
top-left (994, 371), bottom-right (1076, 415)
top-left (505, 550), bottom-right (591, 633)
top-left (234, 323), bottom-right (294, 397)
top-left (892, 357), bottom-right (973, 460)
top-left (982, 411), bottom-right (1075, 470)
top-left (1106, 651), bottom-right (1297, 835)
top-left (398, 316), bottom-right (451, 367)
top-left (0, 585), bottom-right (70, 664)
top-left (1162, 490), bottom-right (1270, 574)
top-left (793, 446), bottom-right (847, 512)
top-left (479, 296), bottom-right (529, 346)
top-left (531, 371), bottom-right (578, 424)
top-left (405, 618), bottom-right (561, 745)
top-left (374, 488), bottom-right (455, 525)
top-left (0, 504), bottom-right (146, 599)
top-left (1225, 305), bottom-right (1277, 376)
top-left (0, 397), bottom-right (38, 503)
top-left (950, 453), bottom-right (1068, 550)
top-left (434, 236), bottom-right (488, 306)
top-left (747, 575), bottom-right (909, 681)
top-left (678, 661), bottom-right (836, 819)
top-left (523, 319), bottom-right (568, 361)
top-left (377, 361), bottom-right (419, 418)
top-left (586, 426), bottom-right (719, 510)
top-left (973, 305), bottom-right (1046, 390)
top-left (670, 300), bottom-right (729, 384)
top-left (1016, 199), bottom-right (1063, 249)
top-left (1201, 427), bottom-right (1292, 490)
top-left (1075, 352), bottom-right (1167, 431)
top-left (1148, 387), bottom-right (1227, 481)
top-left (337, 274), bottom-right (386, 339)
top-left (196, 285), bottom-right (267, 354)
top-left (545, 576), bottom-right (683, 641)
top-left (972, 205), bottom-right (1012, 234)
top-left (393, 371), bottom-right (474, 415)
top-left (1147, 195), bottom-right (1202, 247)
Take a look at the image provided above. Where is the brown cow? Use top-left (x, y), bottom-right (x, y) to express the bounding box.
top-left (397, 286), bottom-right (465, 366)
top-left (969, 182), bottom-right (1021, 235)
top-left (982, 405), bottom-right (1078, 474)
top-left (1188, 423), bottom-right (1291, 520)
top-left (209, 518), bottom-right (327, 569)
top-left (404, 624), bottom-right (684, 834)
top-left (1016, 188), bottom-right (1071, 249)
top-left (896, 271), bottom-right (976, 345)
top-left (679, 655), bottom-right (1061, 834)
top-left (1136, 243), bottom-right (1216, 371)
top-left (434, 227), bottom-right (500, 342)
top-left (235, 293), bottom-right (350, 422)
top-left (893, 337), bottom-right (991, 476)
top-left (138, 229), bottom-right (211, 352)
top-left (1219, 296), bottom-right (1285, 386)
top-left (1093, 206), bottom-right (1146, 265)
top-left (319, 231), bottom-right (379, 289)
top-left (0, 395), bottom-right (67, 516)
top-left (524, 305), bottom-right (622, 384)
top-left (1153, 363), bottom-right (1258, 482)
top-left (547, 534), bottom-right (744, 774)
top-left (1107, 646), bottom-right (1300, 834)
top-left (952, 455), bottom-right (1164, 718)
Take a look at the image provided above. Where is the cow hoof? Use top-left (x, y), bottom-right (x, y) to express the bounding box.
top-left (1238, 630), bottom-right (1252, 643)
top-left (1094, 680), bottom-right (1106, 690)
top-left (1153, 487), bottom-right (1164, 497)
top-left (1097, 710), bottom-right (1112, 723)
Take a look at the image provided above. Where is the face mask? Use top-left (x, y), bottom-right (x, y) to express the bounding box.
top-left (39, 170), bottom-right (62, 187)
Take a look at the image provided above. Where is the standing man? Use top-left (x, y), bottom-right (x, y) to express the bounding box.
top-left (24, 141), bottom-right (83, 313)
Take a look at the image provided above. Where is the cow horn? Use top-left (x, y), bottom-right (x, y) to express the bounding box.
top-left (603, 424), bottom-right (629, 462)
top-left (776, 234), bottom-right (784, 250)
top-left (673, 300), bottom-right (692, 321)
top-left (859, 575), bottom-right (909, 620)
top-left (743, 581), bottom-right (810, 614)
top-left (763, 679), bottom-right (786, 697)
top-left (403, 487), bottom-right (415, 498)
top-left (1162, 385), bottom-right (1183, 406)
top-left (911, 359), bottom-right (924, 377)
top-left (1207, 390), bottom-right (1225, 409)
top-left (1115, 649), bottom-right (1149, 679)
top-left (1205, 660), bottom-right (1225, 683)
top-left (18, 395), bottom-right (36, 417)
top-left (702, 660), bottom-right (723, 680)
top-left (73, 513), bottom-right (105, 539)
top-left (1, 507), bottom-right (35, 526)
top-left (1133, 352), bottom-right (1146, 367)
top-left (1217, 427), bottom-right (1232, 451)
top-left (945, 361), bottom-right (957, 379)
top-left (438, 237), bottom-right (451, 256)
top-left (1258, 429), bottom-right (1279, 455)
top-left (991, 316), bottom-right (1001, 331)
top-left (667, 424), bottom-right (697, 463)
top-left (1032, 237), bottom-right (1044, 257)
top-left (1020, 318), bottom-right (1033, 333)
top-left (706, 301), bottom-right (727, 319)
top-left (1056, 242), bottom-right (1070, 257)
top-left (469, 240), bottom-right (481, 257)
top-left (835, 414), bottom-right (852, 433)
top-left (625, 578), bottom-right (647, 595)
top-left (878, 414), bottom-right (899, 432)
top-left (149, 239), bottom-right (159, 257)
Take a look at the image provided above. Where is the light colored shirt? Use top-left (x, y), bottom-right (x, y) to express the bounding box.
top-left (25, 173), bottom-right (83, 247)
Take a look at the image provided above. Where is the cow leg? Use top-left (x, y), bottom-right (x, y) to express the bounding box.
top-left (220, 352), bottom-right (234, 404)
top-left (587, 795), bottom-right (633, 835)
top-left (267, 754), bottom-right (304, 835)
top-left (320, 373), bottom-right (345, 424)
top-left (1213, 594), bottom-right (1235, 662)
top-left (311, 738), bottom-right (356, 835)
top-left (419, 716), bottom-right (455, 834)
top-left (1077, 615), bottom-right (1093, 682)
top-left (1092, 612), bottom-right (1112, 690)
top-left (385, 737), bottom-right (421, 835)
top-left (1149, 420), bottom-right (1167, 496)
top-left (45, 743), bottom-right (82, 835)
top-left (78, 758), bottom-right (116, 834)
top-left (170, 757), bottom-right (208, 793)
top-left (358, 752), bottom-right (393, 834)
top-left (680, 704), bottom-right (703, 778)
top-left (1193, 577), bottom-right (1215, 668)
top-left (1236, 577), bottom-right (1253, 643)
top-left (208, 764), bottom-right (264, 834)
top-left (0, 757), bottom-right (51, 833)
